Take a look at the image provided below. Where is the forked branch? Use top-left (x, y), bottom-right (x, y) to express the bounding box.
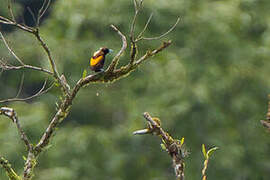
top-left (0, 31), bottom-right (53, 75)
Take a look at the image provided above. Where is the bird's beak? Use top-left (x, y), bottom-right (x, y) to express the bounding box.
top-left (108, 49), bottom-right (113, 53)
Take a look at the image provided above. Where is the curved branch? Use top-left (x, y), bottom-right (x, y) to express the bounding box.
top-left (138, 17), bottom-right (180, 41)
top-left (0, 31), bottom-right (24, 65)
top-left (106, 25), bottom-right (127, 73)
top-left (136, 13), bottom-right (153, 41)
top-left (0, 80), bottom-right (54, 103)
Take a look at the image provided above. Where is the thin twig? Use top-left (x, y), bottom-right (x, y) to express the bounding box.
top-left (37, 0), bottom-right (51, 26)
top-left (130, 0), bottom-right (143, 39)
top-left (0, 31), bottom-right (24, 65)
top-left (0, 80), bottom-right (54, 103)
top-left (0, 107), bottom-right (32, 151)
top-left (106, 25), bottom-right (127, 72)
top-left (136, 13), bottom-right (153, 41)
top-left (139, 17), bottom-right (180, 41)
top-left (0, 16), bottom-right (35, 33)
top-left (27, 7), bottom-right (37, 25)
top-left (7, 0), bottom-right (15, 21)
top-left (0, 63), bottom-right (53, 75)
top-left (0, 32), bottom-right (53, 75)
top-left (15, 72), bottom-right (24, 98)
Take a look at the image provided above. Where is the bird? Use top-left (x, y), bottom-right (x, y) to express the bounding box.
top-left (90, 47), bottom-right (113, 72)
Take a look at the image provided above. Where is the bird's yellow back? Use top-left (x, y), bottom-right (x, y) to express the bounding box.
top-left (90, 55), bottom-right (104, 66)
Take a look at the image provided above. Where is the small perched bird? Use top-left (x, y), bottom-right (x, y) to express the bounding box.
top-left (90, 47), bottom-right (113, 72)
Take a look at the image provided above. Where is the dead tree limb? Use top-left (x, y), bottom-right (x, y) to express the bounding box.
top-left (133, 112), bottom-right (186, 180)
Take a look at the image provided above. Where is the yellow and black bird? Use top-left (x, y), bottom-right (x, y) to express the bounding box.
top-left (90, 47), bottom-right (113, 72)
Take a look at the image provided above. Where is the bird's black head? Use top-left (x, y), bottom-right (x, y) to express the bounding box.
top-left (101, 47), bottom-right (113, 55)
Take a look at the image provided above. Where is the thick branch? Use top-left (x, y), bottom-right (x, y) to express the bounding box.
top-left (0, 156), bottom-right (21, 180)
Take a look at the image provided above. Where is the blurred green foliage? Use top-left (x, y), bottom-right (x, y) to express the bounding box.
top-left (1, 0), bottom-right (270, 179)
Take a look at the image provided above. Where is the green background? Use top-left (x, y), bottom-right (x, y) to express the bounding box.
top-left (0, 0), bottom-right (270, 179)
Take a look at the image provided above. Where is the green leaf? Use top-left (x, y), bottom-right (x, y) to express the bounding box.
top-left (160, 143), bottom-right (167, 151)
top-left (207, 147), bottom-right (219, 158)
top-left (82, 69), bottom-right (87, 79)
top-left (202, 144), bottom-right (207, 159)
top-left (180, 137), bottom-right (185, 146)
top-left (54, 81), bottom-right (60, 87)
top-left (22, 156), bottom-right (27, 161)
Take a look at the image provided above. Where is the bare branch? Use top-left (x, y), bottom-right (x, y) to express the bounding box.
top-left (136, 13), bottom-right (153, 41)
top-left (0, 62), bottom-right (53, 75)
top-left (106, 25), bottom-right (127, 72)
top-left (133, 112), bottom-right (185, 180)
top-left (15, 72), bottom-right (24, 98)
top-left (7, 0), bottom-right (15, 21)
top-left (0, 16), bottom-right (35, 33)
top-left (33, 31), bottom-right (70, 95)
top-left (129, 0), bottom-right (145, 65)
top-left (0, 156), bottom-right (20, 180)
top-left (0, 31), bottom-right (24, 65)
top-left (130, 6), bottom-right (138, 39)
top-left (27, 7), bottom-right (37, 25)
top-left (0, 80), bottom-right (54, 103)
top-left (1, 14), bottom-right (67, 95)
top-left (37, 0), bottom-right (51, 26)
top-left (0, 107), bottom-right (32, 151)
top-left (0, 32), bottom-right (53, 75)
top-left (139, 17), bottom-right (180, 41)
top-left (130, 0), bottom-right (144, 38)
